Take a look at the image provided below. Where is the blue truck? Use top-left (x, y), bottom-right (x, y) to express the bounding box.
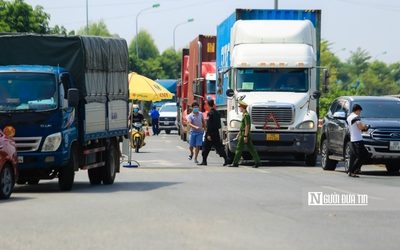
top-left (215, 9), bottom-right (324, 166)
top-left (0, 34), bottom-right (129, 190)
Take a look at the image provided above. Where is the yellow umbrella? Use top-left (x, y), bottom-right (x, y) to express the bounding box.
top-left (129, 72), bottom-right (174, 101)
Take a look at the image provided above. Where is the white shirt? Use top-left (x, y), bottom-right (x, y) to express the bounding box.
top-left (347, 112), bottom-right (363, 142)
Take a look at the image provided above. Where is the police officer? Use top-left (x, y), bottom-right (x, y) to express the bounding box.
top-left (229, 100), bottom-right (261, 168)
top-left (197, 99), bottom-right (230, 166)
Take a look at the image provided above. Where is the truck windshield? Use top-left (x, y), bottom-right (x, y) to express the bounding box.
top-left (0, 73), bottom-right (58, 112)
top-left (236, 69), bottom-right (308, 92)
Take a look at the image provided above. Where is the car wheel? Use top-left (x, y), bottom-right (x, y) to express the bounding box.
top-left (385, 163), bottom-right (400, 173)
top-left (321, 139), bottom-right (337, 170)
top-left (344, 141), bottom-right (355, 173)
top-left (166, 129), bottom-right (171, 134)
top-left (0, 164), bottom-right (14, 199)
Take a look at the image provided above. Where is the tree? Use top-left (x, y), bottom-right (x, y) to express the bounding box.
top-left (347, 47), bottom-right (371, 77)
top-left (0, 0), bottom-right (50, 33)
top-left (158, 47), bottom-right (181, 79)
top-left (129, 29), bottom-right (159, 60)
top-left (76, 19), bottom-right (117, 37)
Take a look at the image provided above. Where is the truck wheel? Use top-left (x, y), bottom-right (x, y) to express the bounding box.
top-left (321, 139), bottom-right (337, 170)
top-left (166, 129), bottom-right (171, 134)
top-left (135, 137), bottom-right (140, 153)
top-left (385, 163), bottom-right (400, 173)
top-left (225, 144), bottom-right (235, 164)
top-left (305, 143), bottom-right (318, 166)
top-left (0, 164), bottom-right (14, 199)
top-left (58, 146), bottom-right (77, 191)
top-left (102, 141), bottom-right (117, 185)
top-left (88, 168), bottom-right (102, 185)
top-left (344, 141), bottom-right (355, 173)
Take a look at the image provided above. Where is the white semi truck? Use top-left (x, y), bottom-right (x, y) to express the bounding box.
top-left (216, 9), bottom-right (327, 166)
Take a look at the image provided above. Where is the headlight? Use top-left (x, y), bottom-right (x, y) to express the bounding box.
top-left (296, 121), bottom-right (315, 129)
top-left (362, 129), bottom-right (373, 138)
top-left (42, 132), bottom-right (62, 152)
top-left (230, 120), bottom-right (241, 129)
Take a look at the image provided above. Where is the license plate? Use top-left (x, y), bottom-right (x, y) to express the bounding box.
top-left (390, 141), bottom-right (400, 151)
top-left (18, 156), bottom-right (24, 163)
top-left (164, 121), bottom-right (169, 125)
top-left (266, 133), bottom-right (279, 141)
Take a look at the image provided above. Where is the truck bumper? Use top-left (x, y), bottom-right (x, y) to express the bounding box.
top-left (228, 132), bottom-right (317, 155)
top-left (17, 150), bottom-right (69, 171)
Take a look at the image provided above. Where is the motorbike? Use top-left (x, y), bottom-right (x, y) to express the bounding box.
top-left (130, 122), bottom-right (146, 153)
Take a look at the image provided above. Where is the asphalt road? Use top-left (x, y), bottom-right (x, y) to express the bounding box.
top-left (1, 131), bottom-right (400, 250)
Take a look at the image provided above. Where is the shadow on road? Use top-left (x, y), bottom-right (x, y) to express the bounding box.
top-left (13, 181), bottom-right (182, 195)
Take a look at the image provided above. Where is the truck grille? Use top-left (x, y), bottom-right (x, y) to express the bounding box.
top-left (13, 137), bottom-right (42, 152)
top-left (372, 128), bottom-right (400, 140)
top-left (250, 106), bottom-right (294, 125)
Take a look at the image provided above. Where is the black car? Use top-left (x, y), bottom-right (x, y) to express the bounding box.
top-left (320, 96), bottom-right (400, 173)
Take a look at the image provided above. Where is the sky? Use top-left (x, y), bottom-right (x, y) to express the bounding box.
top-left (23, 0), bottom-right (400, 64)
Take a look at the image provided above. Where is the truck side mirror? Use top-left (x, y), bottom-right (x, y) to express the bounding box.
top-left (323, 69), bottom-right (330, 92)
top-left (68, 88), bottom-right (79, 107)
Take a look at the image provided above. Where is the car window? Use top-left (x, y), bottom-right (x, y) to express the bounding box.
top-left (355, 100), bottom-right (400, 118)
top-left (328, 100), bottom-right (339, 115)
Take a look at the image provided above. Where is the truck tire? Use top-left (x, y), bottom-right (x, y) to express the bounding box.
top-left (0, 164), bottom-right (14, 199)
top-left (385, 163), bottom-right (400, 173)
top-left (321, 139), bottom-right (337, 170)
top-left (135, 137), bottom-right (140, 153)
top-left (88, 168), bottom-right (102, 185)
top-left (102, 141), bottom-right (117, 185)
top-left (58, 146), bottom-right (77, 191)
top-left (225, 144), bottom-right (235, 164)
top-left (242, 152), bottom-right (252, 160)
top-left (344, 141), bottom-right (355, 173)
top-left (305, 143), bottom-right (318, 166)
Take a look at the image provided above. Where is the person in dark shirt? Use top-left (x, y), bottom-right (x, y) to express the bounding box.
top-left (197, 99), bottom-right (230, 166)
top-left (129, 104), bottom-right (146, 126)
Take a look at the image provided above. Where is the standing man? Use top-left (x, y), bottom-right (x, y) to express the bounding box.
top-left (198, 99), bottom-right (230, 166)
top-left (229, 100), bottom-right (261, 168)
top-left (347, 104), bottom-right (369, 177)
top-left (150, 105), bottom-right (160, 135)
top-left (187, 102), bottom-right (206, 164)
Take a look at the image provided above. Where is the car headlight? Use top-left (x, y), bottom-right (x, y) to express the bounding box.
top-left (296, 121), bottom-right (315, 129)
top-left (362, 129), bottom-right (373, 138)
top-left (230, 120), bottom-right (241, 129)
top-left (42, 132), bottom-right (62, 152)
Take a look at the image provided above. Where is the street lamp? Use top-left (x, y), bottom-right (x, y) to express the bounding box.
top-left (374, 51), bottom-right (387, 60)
top-left (173, 18), bottom-right (194, 51)
top-left (136, 3), bottom-right (160, 58)
top-left (333, 48), bottom-right (346, 54)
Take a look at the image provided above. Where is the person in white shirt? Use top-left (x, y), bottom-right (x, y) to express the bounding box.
top-left (346, 104), bottom-right (369, 177)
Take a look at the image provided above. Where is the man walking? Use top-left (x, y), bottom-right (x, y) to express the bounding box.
top-left (198, 99), bottom-right (230, 166)
top-left (347, 104), bottom-right (369, 177)
top-left (187, 102), bottom-right (206, 164)
top-left (228, 100), bottom-right (261, 168)
top-left (150, 105), bottom-right (160, 135)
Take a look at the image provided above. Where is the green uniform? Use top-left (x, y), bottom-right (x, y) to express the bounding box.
top-left (232, 111), bottom-right (261, 165)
